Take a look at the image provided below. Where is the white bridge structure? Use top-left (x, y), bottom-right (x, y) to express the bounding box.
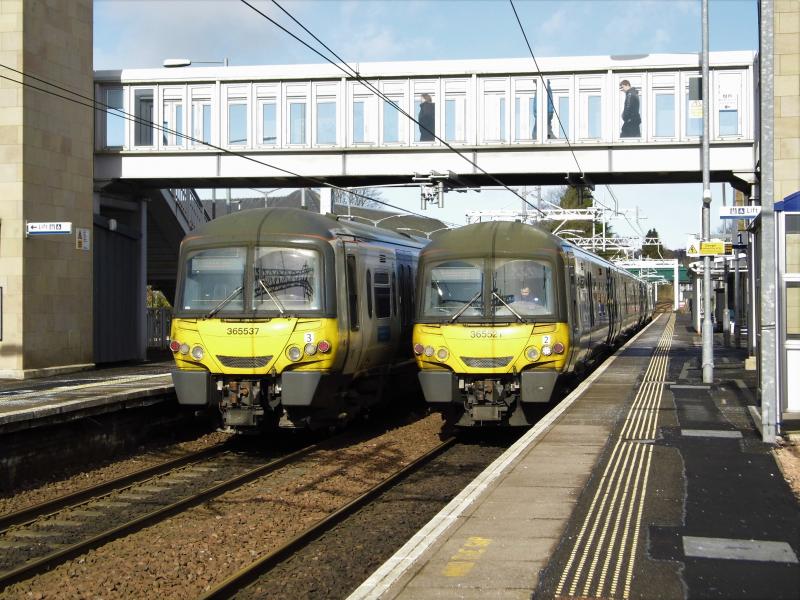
top-left (93, 52), bottom-right (757, 191)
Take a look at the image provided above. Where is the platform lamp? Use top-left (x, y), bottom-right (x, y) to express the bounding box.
top-left (163, 58), bottom-right (230, 67)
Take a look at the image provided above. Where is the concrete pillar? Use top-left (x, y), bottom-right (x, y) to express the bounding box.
top-left (0, 1), bottom-right (94, 378)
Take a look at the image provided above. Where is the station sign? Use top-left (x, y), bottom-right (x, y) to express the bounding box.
top-left (26, 222), bottom-right (72, 236)
top-left (719, 206), bottom-right (761, 220)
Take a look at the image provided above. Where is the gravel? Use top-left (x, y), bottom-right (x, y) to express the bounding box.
top-left (1, 414), bottom-right (447, 599)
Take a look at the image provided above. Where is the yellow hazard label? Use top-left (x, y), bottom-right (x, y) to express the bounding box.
top-left (700, 241), bottom-right (725, 255)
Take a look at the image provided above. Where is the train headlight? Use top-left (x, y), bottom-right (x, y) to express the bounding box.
top-left (436, 347), bottom-right (449, 361)
top-left (553, 342), bottom-right (565, 355)
top-left (286, 346), bottom-right (302, 362)
top-left (413, 343), bottom-right (425, 355)
top-left (179, 343), bottom-right (190, 355)
top-left (304, 343), bottom-right (317, 356)
top-left (541, 345), bottom-right (553, 356)
top-left (190, 345), bottom-right (204, 360)
top-left (423, 345), bottom-right (435, 357)
top-left (525, 346), bottom-right (540, 361)
top-left (317, 340), bottom-right (331, 353)
top-left (169, 340), bottom-right (181, 353)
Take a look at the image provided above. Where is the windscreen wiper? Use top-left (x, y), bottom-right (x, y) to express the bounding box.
top-left (257, 279), bottom-right (285, 315)
top-left (492, 289), bottom-right (525, 323)
top-left (449, 290), bottom-right (482, 323)
top-left (204, 285), bottom-right (243, 319)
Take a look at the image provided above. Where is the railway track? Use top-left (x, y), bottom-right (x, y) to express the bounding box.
top-left (198, 437), bottom-right (457, 600)
top-left (0, 441), bottom-right (319, 589)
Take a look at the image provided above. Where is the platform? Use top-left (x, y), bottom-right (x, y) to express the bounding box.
top-left (0, 361), bottom-right (174, 434)
top-left (349, 313), bottom-right (800, 599)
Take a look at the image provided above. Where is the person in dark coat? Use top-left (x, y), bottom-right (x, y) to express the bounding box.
top-left (418, 93), bottom-right (435, 141)
top-left (620, 80), bottom-right (641, 138)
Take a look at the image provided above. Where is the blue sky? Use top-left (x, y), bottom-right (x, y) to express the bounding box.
top-left (93, 0), bottom-right (759, 249)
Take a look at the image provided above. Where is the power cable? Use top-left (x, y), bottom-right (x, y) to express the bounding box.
top-left (239, 0), bottom-right (546, 217)
top-left (508, 0), bottom-right (585, 179)
top-left (0, 64), bottom-right (452, 224)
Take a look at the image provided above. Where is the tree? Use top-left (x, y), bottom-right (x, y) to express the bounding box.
top-left (540, 186), bottom-right (616, 257)
top-left (332, 187), bottom-right (384, 209)
top-left (642, 227), bottom-right (663, 258)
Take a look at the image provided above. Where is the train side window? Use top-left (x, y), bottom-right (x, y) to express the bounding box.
top-left (366, 269), bottom-right (373, 318)
top-left (374, 270), bottom-right (391, 319)
top-left (392, 272), bottom-right (397, 316)
top-left (346, 255), bottom-right (359, 331)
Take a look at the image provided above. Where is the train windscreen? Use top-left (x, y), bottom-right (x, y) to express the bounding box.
top-left (253, 247), bottom-right (322, 312)
top-left (422, 259), bottom-right (484, 318)
top-left (492, 259), bottom-right (554, 316)
top-left (181, 247), bottom-right (246, 312)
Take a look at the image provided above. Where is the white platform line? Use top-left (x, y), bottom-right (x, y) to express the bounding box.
top-left (681, 429), bottom-right (743, 438)
top-left (346, 315), bottom-right (665, 600)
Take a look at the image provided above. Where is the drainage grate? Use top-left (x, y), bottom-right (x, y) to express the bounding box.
top-left (216, 355), bottom-right (273, 368)
top-left (460, 356), bottom-right (513, 368)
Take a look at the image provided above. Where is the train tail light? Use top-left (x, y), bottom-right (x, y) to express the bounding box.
top-left (413, 343), bottom-right (424, 355)
top-left (553, 342), bottom-right (565, 354)
top-left (317, 340), bottom-right (331, 353)
top-left (169, 340), bottom-right (181, 353)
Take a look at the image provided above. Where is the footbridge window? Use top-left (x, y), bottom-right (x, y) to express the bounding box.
top-left (482, 78), bottom-right (508, 143)
top-left (684, 74), bottom-right (703, 137)
top-left (226, 86), bottom-right (249, 146)
top-left (286, 83), bottom-right (309, 146)
top-left (382, 82), bottom-right (407, 145)
top-left (444, 79), bottom-right (467, 142)
top-left (162, 88), bottom-right (184, 147)
top-left (133, 88), bottom-right (154, 147)
top-left (414, 81), bottom-right (437, 143)
top-left (651, 74), bottom-right (677, 139)
top-left (190, 87), bottom-right (212, 147)
top-left (103, 87), bottom-right (125, 148)
top-left (351, 82), bottom-right (377, 145)
top-left (578, 76), bottom-right (603, 140)
top-left (513, 78), bottom-right (537, 143)
top-left (256, 84), bottom-right (279, 146)
top-left (616, 74), bottom-right (643, 140)
top-left (715, 71), bottom-right (743, 137)
top-left (314, 82), bottom-right (338, 146)
top-left (547, 78), bottom-right (571, 140)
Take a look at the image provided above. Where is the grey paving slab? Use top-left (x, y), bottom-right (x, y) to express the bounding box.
top-left (456, 515), bottom-right (566, 539)
top-left (486, 484), bottom-right (580, 504)
top-left (395, 586), bottom-right (532, 600)
top-left (471, 498), bottom-right (576, 521)
top-left (681, 429), bottom-right (742, 438)
top-left (683, 536), bottom-right (799, 563)
top-left (402, 557), bottom-right (543, 594)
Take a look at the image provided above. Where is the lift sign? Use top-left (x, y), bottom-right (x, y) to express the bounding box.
top-left (719, 206), bottom-right (761, 220)
top-left (26, 222), bottom-right (72, 236)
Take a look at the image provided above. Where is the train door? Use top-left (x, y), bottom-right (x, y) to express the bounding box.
top-left (370, 251), bottom-right (396, 367)
top-left (342, 243), bottom-right (363, 375)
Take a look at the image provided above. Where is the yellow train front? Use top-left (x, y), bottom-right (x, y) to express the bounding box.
top-left (413, 221), bottom-right (650, 427)
top-left (170, 207), bottom-right (427, 432)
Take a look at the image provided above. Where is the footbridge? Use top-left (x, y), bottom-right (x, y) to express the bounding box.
top-left (93, 51), bottom-right (757, 192)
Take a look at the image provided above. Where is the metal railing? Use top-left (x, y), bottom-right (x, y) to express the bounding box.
top-left (147, 307), bottom-right (172, 349)
top-left (167, 188), bottom-right (210, 231)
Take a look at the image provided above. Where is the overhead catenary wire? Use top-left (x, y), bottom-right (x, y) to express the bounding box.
top-left (508, 0), bottom-right (585, 180)
top-left (239, 0), bottom-right (546, 217)
top-left (0, 64), bottom-right (453, 225)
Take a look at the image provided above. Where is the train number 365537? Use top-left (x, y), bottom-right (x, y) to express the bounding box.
top-left (470, 330), bottom-right (501, 338)
top-left (226, 327), bottom-right (259, 335)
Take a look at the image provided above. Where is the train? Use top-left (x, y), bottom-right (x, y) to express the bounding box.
top-left (169, 207), bottom-right (430, 432)
top-left (412, 220), bottom-right (654, 427)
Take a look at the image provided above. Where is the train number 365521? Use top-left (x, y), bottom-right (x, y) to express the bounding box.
top-left (470, 330), bottom-right (501, 338)
top-left (226, 327), bottom-right (259, 335)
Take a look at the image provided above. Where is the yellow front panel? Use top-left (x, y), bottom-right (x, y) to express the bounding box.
top-left (170, 317), bottom-right (340, 375)
top-left (413, 322), bottom-right (570, 374)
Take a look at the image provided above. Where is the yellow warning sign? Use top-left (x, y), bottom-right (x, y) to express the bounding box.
top-left (700, 241), bottom-right (725, 255)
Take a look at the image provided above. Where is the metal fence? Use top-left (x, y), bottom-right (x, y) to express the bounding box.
top-left (147, 307), bottom-right (172, 349)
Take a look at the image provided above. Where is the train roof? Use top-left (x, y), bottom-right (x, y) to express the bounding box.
top-left (180, 207), bottom-right (431, 251)
top-left (420, 221), bottom-right (563, 261)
